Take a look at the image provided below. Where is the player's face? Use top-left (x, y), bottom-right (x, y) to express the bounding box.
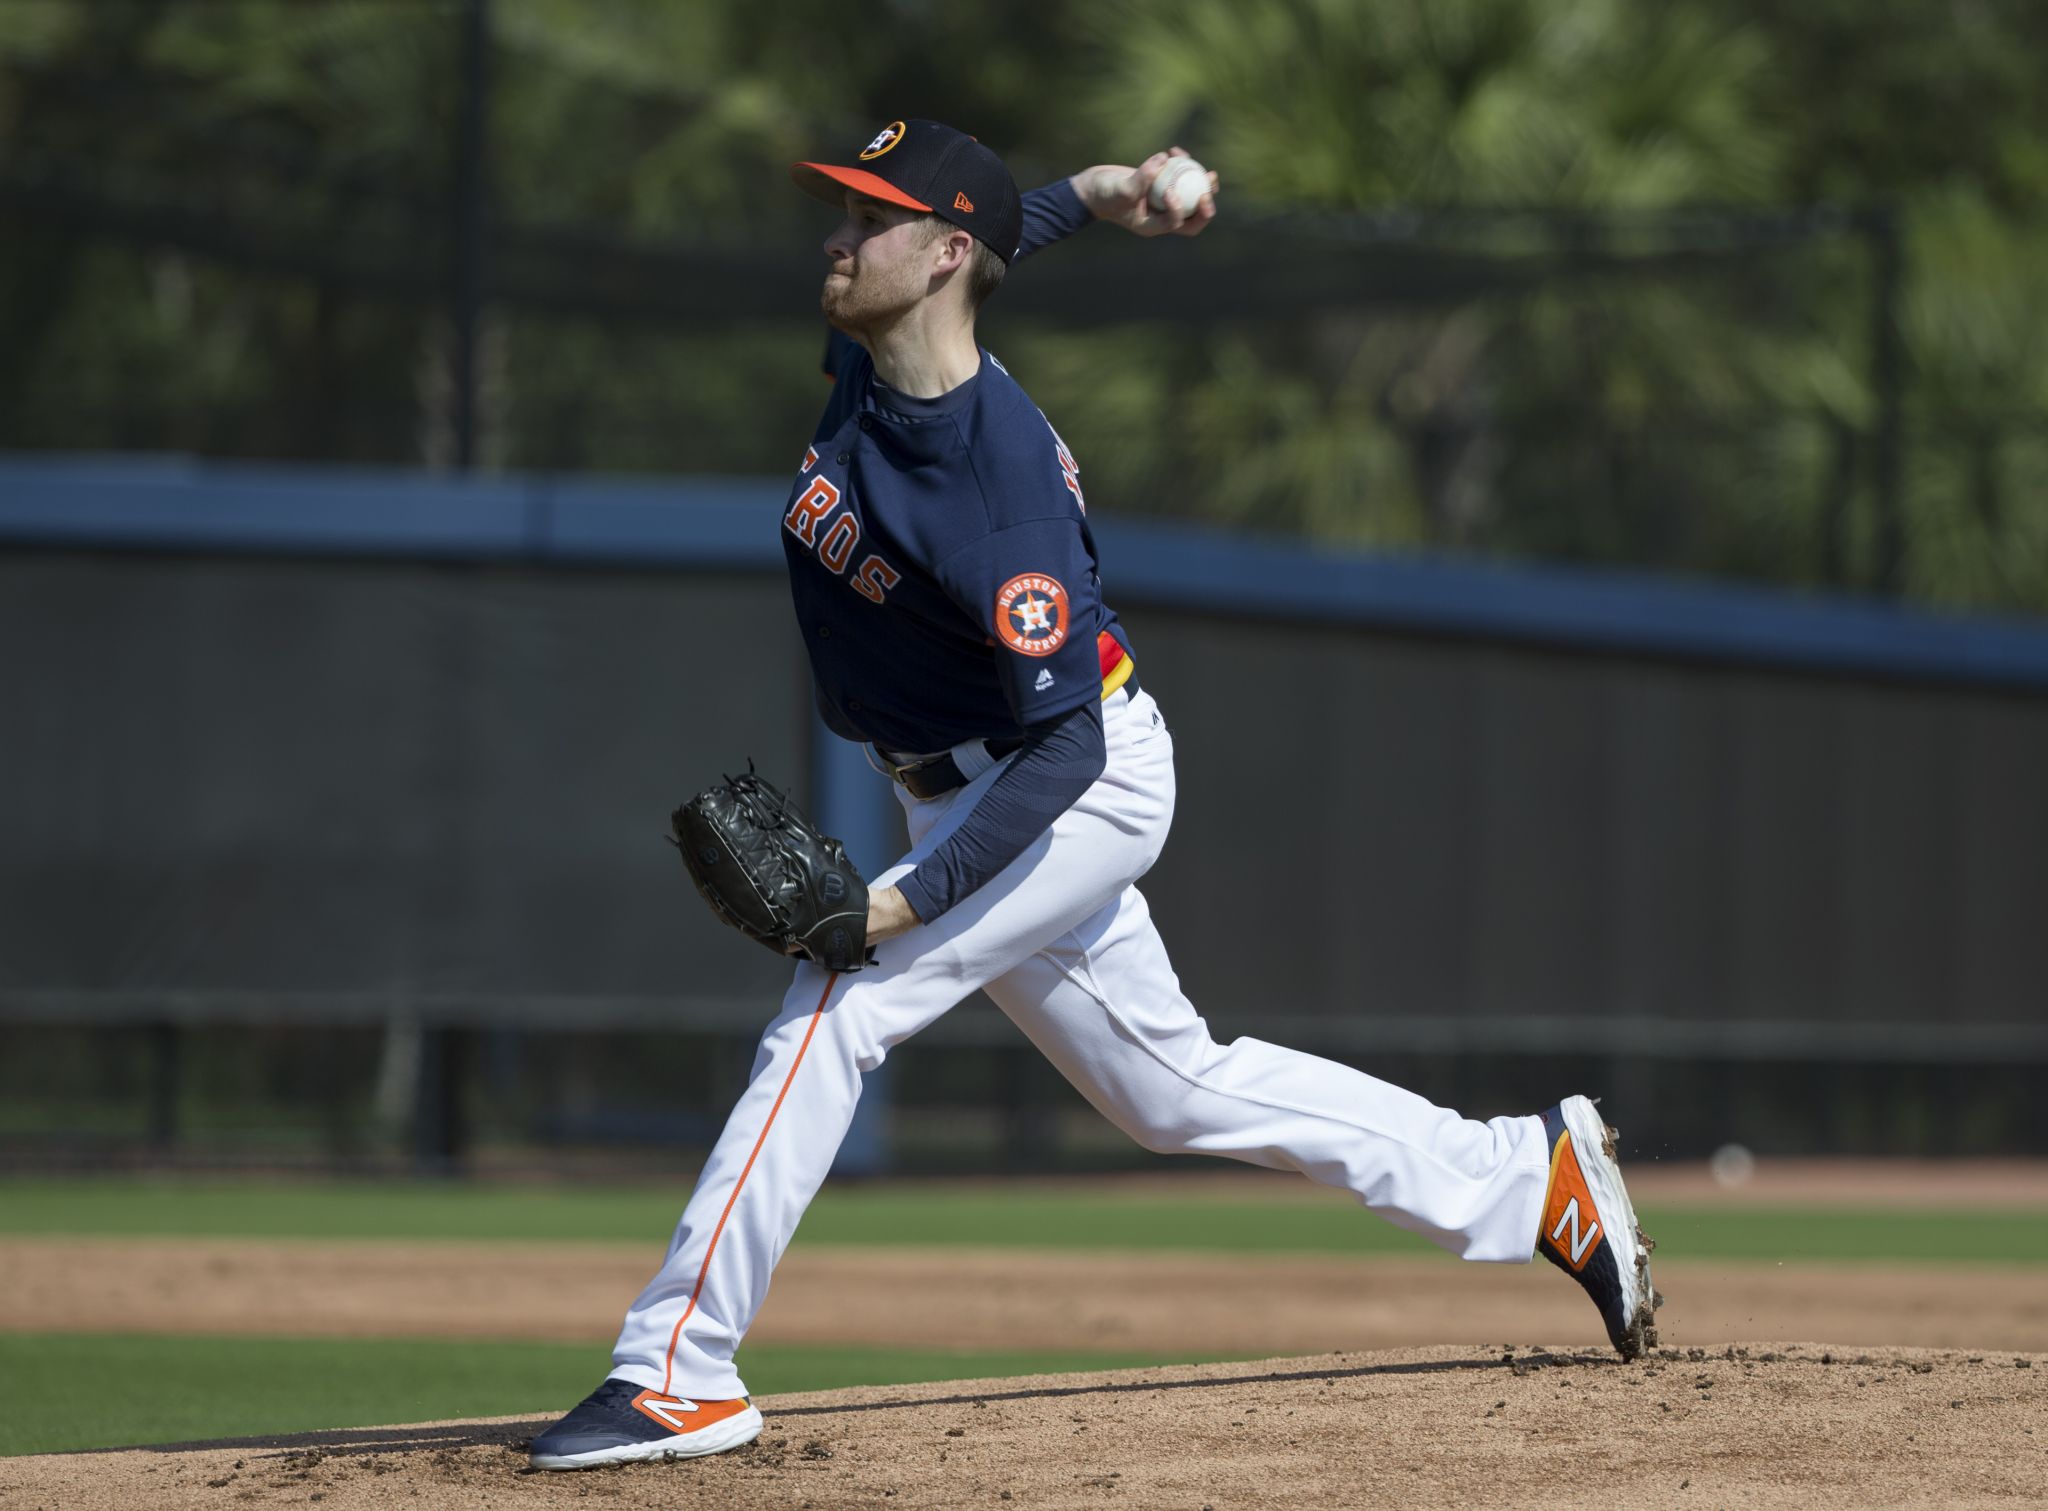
top-left (820, 192), bottom-right (938, 333)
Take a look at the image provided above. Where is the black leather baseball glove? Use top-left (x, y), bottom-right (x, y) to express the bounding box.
top-left (671, 766), bottom-right (872, 973)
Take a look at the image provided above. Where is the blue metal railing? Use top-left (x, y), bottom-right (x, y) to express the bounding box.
top-left (7, 452), bottom-right (2048, 692)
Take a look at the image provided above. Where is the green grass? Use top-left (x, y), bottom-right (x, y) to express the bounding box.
top-left (1626, 1207), bottom-right (2048, 1265)
top-left (1, 1179), bottom-right (2039, 1459)
top-left (0, 1333), bottom-right (1230, 1457)
top-left (1, 1178), bottom-right (2044, 1263)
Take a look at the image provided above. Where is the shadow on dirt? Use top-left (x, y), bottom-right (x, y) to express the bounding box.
top-left (768, 1351), bottom-right (1617, 1419)
top-left (82, 1419), bottom-right (551, 1458)
top-left (79, 1349), bottom-right (1625, 1458)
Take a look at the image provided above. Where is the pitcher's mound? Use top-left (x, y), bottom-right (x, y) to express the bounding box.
top-left (6, 1344), bottom-right (2042, 1509)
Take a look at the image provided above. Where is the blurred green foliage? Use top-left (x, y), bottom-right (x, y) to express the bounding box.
top-left (2, 0), bottom-right (2045, 607)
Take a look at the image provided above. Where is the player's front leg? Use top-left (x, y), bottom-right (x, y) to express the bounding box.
top-left (605, 963), bottom-right (860, 1408)
top-left (529, 964), bottom-right (853, 1468)
top-left (531, 794), bottom-right (1159, 1473)
top-left (535, 941), bottom-right (968, 1469)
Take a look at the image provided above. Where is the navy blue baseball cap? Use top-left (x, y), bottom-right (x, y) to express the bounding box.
top-left (791, 118), bottom-right (1025, 264)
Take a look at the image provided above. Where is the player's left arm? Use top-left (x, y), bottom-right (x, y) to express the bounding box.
top-left (871, 698), bottom-right (1107, 939)
top-left (1015, 147), bottom-right (1220, 262)
top-left (864, 511), bottom-right (1118, 943)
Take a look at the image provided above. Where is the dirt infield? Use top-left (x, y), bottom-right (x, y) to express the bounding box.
top-left (6, 1344), bottom-right (2043, 1509)
top-left (8, 1236), bottom-right (2048, 1355)
top-left (8, 1165), bottom-right (2047, 1502)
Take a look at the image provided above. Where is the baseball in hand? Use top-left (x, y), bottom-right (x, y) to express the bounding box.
top-left (1148, 156), bottom-right (1210, 217)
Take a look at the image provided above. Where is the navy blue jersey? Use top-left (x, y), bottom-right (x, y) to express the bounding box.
top-left (782, 341), bottom-right (1132, 756)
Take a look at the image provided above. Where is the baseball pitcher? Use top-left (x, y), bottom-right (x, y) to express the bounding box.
top-left (529, 120), bottom-right (1659, 1470)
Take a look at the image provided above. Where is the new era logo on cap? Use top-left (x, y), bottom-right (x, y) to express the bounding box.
top-left (790, 119), bottom-right (1023, 265)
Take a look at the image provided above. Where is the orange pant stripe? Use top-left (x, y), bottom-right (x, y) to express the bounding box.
top-left (660, 972), bottom-right (838, 1395)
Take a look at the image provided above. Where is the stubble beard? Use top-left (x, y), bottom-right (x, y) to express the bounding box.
top-left (819, 269), bottom-right (859, 333)
top-left (821, 260), bottom-right (917, 340)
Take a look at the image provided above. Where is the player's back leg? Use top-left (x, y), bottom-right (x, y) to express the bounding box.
top-left (982, 883), bottom-right (1552, 1262)
top-left (982, 884), bottom-right (1659, 1354)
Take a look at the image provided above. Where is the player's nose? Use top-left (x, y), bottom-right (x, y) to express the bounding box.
top-left (823, 219), bottom-right (859, 264)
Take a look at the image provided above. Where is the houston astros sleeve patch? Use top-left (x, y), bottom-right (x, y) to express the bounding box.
top-left (995, 573), bottom-right (1070, 657)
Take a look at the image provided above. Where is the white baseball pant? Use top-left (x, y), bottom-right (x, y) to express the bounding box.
top-left (610, 686), bottom-right (1552, 1401)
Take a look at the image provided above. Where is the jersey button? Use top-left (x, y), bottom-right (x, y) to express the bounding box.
top-left (858, 415), bottom-right (874, 432)
top-left (818, 626), bottom-right (832, 638)
top-left (847, 699), bottom-right (863, 712)
top-left (836, 451), bottom-right (850, 465)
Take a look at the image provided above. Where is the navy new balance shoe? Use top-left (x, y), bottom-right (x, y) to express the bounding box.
top-left (528, 1377), bottom-right (763, 1470)
top-left (1535, 1095), bottom-right (1662, 1359)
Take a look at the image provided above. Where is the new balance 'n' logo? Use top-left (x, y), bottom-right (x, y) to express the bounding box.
top-left (631, 1391), bottom-right (701, 1432)
top-left (1549, 1198), bottom-right (1600, 1265)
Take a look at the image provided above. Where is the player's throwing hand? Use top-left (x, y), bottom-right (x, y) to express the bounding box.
top-left (1071, 147), bottom-right (1219, 237)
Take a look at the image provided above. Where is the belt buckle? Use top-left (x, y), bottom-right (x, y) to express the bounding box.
top-left (889, 752), bottom-right (945, 790)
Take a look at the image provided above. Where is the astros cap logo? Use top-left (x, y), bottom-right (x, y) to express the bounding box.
top-left (995, 573), bottom-right (1069, 657)
top-left (859, 121), bottom-right (906, 160)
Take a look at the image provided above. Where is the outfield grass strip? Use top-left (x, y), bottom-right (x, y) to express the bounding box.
top-left (0, 1333), bottom-right (1239, 1458)
top-left (0, 1179), bottom-right (2041, 1263)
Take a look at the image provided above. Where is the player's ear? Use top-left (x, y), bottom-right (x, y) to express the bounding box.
top-left (935, 227), bottom-right (974, 276)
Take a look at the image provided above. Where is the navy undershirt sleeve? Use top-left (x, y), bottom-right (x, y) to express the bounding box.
top-left (1015, 179), bottom-right (1094, 263)
top-left (894, 697), bottom-right (1108, 923)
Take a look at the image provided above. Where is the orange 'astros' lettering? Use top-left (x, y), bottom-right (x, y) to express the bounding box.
top-left (784, 459), bottom-right (899, 604)
top-left (819, 513), bottom-right (860, 573)
top-left (784, 476), bottom-right (840, 545)
top-left (851, 555), bottom-right (902, 604)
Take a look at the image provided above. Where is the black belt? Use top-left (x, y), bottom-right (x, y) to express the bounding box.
top-left (889, 737), bottom-right (1026, 801)
top-left (886, 671), bottom-right (1140, 801)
